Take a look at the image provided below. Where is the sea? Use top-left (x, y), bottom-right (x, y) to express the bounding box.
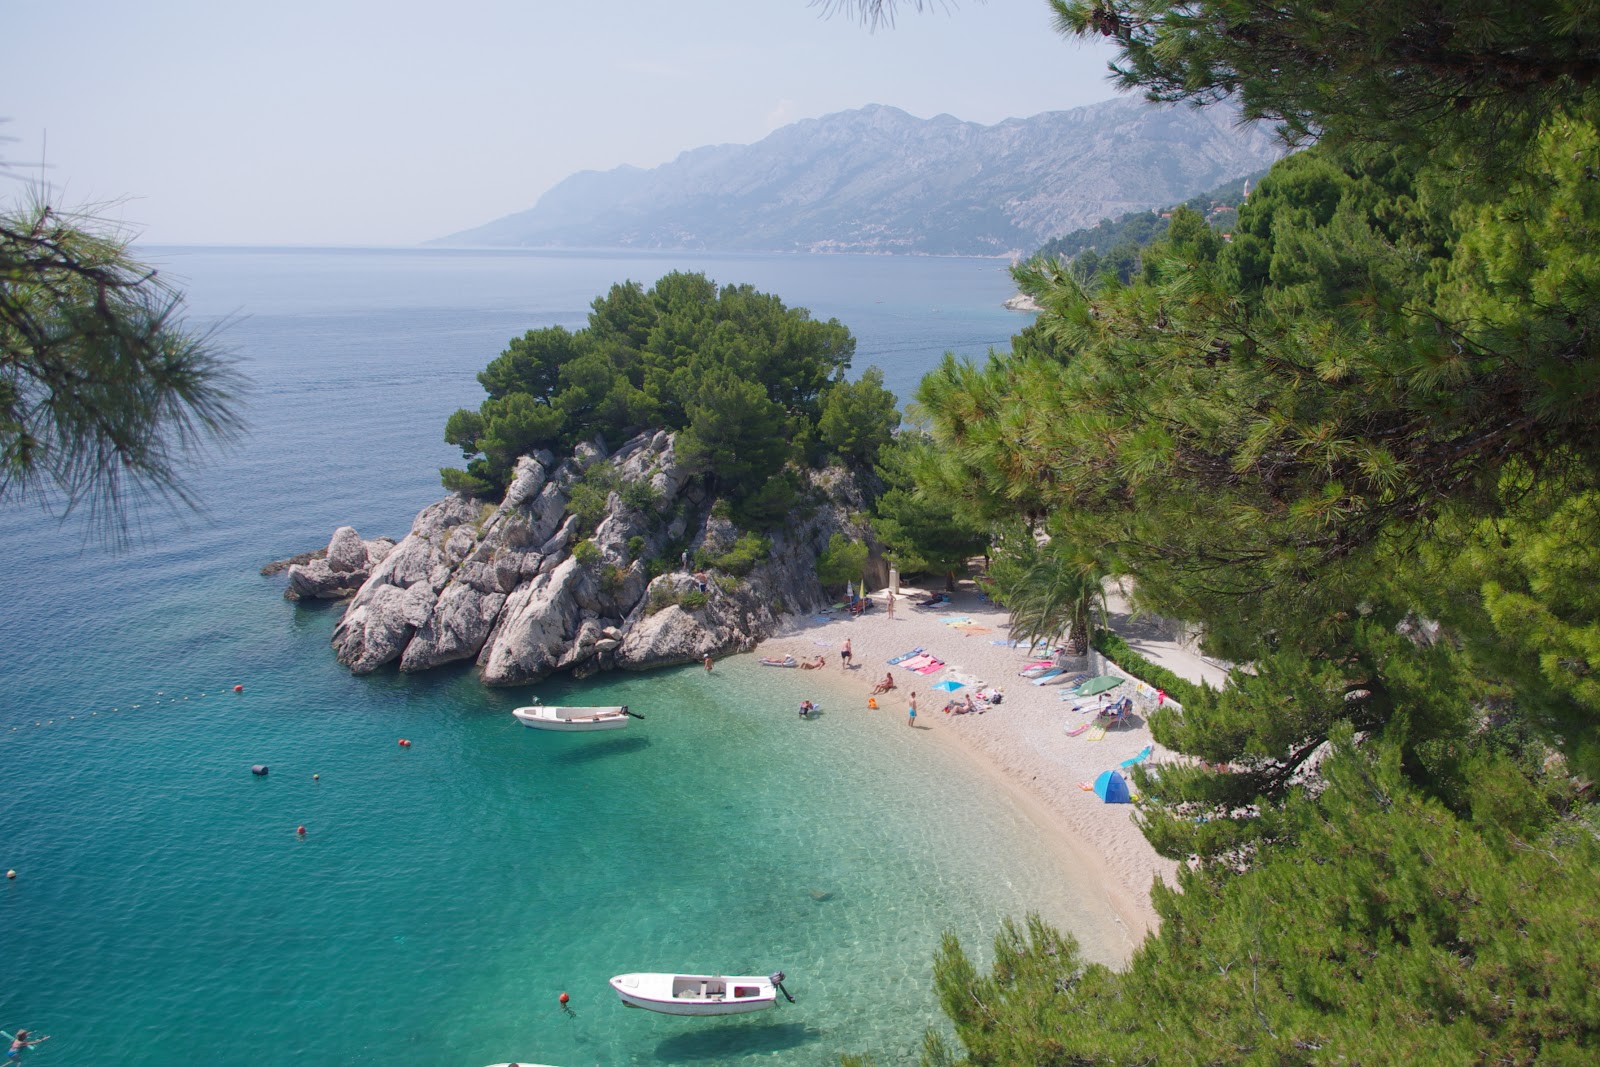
top-left (0, 247), bottom-right (1102, 1067)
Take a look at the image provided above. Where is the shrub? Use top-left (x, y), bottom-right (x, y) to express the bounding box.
top-left (714, 574), bottom-right (740, 594)
top-left (600, 564), bottom-right (628, 595)
top-left (646, 584), bottom-right (680, 615)
top-left (682, 589), bottom-right (709, 610)
top-left (626, 535), bottom-right (646, 561)
top-left (702, 532), bottom-right (770, 577)
top-left (571, 539), bottom-right (600, 566)
top-left (1092, 629), bottom-right (1206, 706)
top-left (817, 532), bottom-right (869, 588)
top-left (620, 479), bottom-right (662, 514)
top-left (441, 466), bottom-right (496, 499)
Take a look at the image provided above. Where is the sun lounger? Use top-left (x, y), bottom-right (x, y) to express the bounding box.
top-left (1120, 745), bottom-right (1154, 768)
top-left (1084, 721), bottom-right (1109, 741)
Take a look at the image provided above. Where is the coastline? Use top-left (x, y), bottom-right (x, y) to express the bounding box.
top-left (749, 582), bottom-right (1179, 951)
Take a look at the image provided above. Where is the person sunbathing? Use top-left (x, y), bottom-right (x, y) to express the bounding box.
top-left (871, 672), bottom-right (897, 695)
top-left (799, 655), bottom-right (827, 669)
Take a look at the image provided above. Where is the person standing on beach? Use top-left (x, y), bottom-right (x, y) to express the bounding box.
top-left (840, 638), bottom-right (852, 669)
top-left (704, 655), bottom-right (714, 673)
top-left (907, 691), bottom-right (917, 727)
top-left (886, 591), bottom-right (896, 620)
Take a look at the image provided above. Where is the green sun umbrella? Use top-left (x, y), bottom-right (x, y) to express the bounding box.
top-left (1074, 675), bottom-right (1125, 698)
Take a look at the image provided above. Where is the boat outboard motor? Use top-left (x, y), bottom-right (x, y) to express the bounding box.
top-left (770, 971), bottom-right (795, 1003)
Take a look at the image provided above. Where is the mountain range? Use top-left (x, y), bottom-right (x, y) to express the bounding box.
top-left (437, 97), bottom-right (1285, 257)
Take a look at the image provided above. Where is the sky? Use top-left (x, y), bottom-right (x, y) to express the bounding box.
top-left (0, 1), bottom-right (1124, 246)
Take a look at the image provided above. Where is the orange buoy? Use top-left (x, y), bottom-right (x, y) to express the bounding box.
top-left (867, 697), bottom-right (878, 709)
top-left (559, 992), bottom-right (569, 1005)
top-left (296, 826), bottom-right (306, 835)
top-left (233, 684), bottom-right (244, 693)
top-left (398, 738), bottom-right (411, 747)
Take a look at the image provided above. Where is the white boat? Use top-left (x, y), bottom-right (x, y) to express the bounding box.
top-left (609, 971), bottom-right (792, 1016)
top-left (511, 705), bottom-right (634, 731)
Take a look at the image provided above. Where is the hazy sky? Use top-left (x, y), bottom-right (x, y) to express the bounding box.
top-left (1, 1), bottom-right (1124, 246)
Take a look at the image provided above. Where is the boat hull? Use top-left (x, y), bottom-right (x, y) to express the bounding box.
top-left (512, 706), bottom-right (629, 731)
top-left (609, 973), bottom-right (777, 1016)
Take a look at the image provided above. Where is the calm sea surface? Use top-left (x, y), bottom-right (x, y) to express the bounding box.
top-left (0, 248), bottom-right (1095, 1067)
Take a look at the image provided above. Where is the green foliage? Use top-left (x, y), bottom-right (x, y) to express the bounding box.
top-left (440, 271), bottom-right (859, 499)
top-left (1032, 169), bottom-right (1263, 276)
top-left (732, 470), bottom-right (802, 531)
top-left (625, 535), bottom-right (646, 561)
top-left (599, 564), bottom-right (628, 595)
top-left (927, 737), bottom-right (1600, 1066)
top-left (895, 4), bottom-right (1600, 1060)
top-left (1049, 0), bottom-right (1600, 159)
top-left (565, 464), bottom-right (617, 533)
top-left (570, 539), bottom-right (599, 566)
top-left (817, 366), bottom-right (901, 466)
top-left (681, 588), bottom-right (708, 610)
top-left (1091, 629), bottom-right (1203, 708)
top-left (868, 432), bottom-right (988, 579)
top-left (984, 537), bottom-right (1105, 656)
top-left (700, 532), bottom-right (770, 577)
top-left (816, 532), bottom-right (868, 589)
top-left (1, 199), bottom-right (246, 545)
top-left (440, 466), bottom-right (495, 498)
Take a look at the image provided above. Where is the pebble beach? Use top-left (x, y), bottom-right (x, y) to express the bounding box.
top-left (755, 582), bottom-right (1189, 943)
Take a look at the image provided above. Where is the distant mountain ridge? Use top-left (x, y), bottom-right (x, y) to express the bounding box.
top-left (437, 98), bottom-right (1285, 257)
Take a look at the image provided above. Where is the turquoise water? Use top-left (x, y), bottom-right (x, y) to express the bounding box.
top-left (0, 249), bottom-right (1100, 1066)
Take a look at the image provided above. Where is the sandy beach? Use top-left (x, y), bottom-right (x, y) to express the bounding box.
top-left (752, 581), bottom-right (1183, 946)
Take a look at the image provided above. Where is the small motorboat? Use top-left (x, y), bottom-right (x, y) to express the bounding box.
top-left (759, 655), bottom-right (798, 668)
top-left (609, 970), bottom-right (793, 1016)
top-left (511, 705), bottom-right (636, 731)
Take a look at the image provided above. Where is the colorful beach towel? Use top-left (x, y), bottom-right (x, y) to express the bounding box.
top-left (887, 648), bottom-right (926, 665)
top-left (912, 659), bottom-right (946, 675)
top-left (939, 615), bottom-right (972, 625)
top-left (900, 654), bottom-right (935, 671)
top-left (952, 624), bottom-right (993, 635)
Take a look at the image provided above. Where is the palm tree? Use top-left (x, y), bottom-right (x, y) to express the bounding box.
top-left (985, 537), bottom-right (1105, 657)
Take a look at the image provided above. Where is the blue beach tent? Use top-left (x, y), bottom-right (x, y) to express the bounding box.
top-left (1092, 770), bottom-right (1132, 804)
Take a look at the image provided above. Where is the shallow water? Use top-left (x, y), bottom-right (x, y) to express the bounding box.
top-left (0, 248), bottom-right (1110, 1067)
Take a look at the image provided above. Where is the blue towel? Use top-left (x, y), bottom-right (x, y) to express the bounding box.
top-left (886, 647), bottom-right (925, 665)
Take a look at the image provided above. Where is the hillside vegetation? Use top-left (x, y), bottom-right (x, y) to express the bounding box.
top-left (843, 1), bottom-right (1600, 1062)
top-left (441, 271), bottom-right (897, 527)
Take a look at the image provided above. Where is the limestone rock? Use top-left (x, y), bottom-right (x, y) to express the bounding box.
top-left (284, 527), bottom-right (397, 600)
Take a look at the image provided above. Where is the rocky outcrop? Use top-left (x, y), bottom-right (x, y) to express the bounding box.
top-left (283, 527), bottom-right (396, 600)
top-left (308, 431), bottom-right (865, 684)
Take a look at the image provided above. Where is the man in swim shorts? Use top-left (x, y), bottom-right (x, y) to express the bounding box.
top-left (840, 638), bottom-right (852, 669)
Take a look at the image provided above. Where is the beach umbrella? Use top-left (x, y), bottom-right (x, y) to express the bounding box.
top-left (932, 679), bottom-right (964, 692)
top-left (1074, 675), bottom-right (1124, 698)
top-left (846, 579), bottom-right (855, 604)
top-left (1092, 770), bottom-right (1131, 804)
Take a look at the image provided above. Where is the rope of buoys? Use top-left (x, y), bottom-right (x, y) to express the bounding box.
top-left (2, 683), bottom-right (234, 732)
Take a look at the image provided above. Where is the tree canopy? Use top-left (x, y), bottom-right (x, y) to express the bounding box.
top-left (2, 199), bottom-right (244, 544)
top-left (864, 4), bottom-right (1600, 1063)
top-left (441, 271), bottom-right (873, 503)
